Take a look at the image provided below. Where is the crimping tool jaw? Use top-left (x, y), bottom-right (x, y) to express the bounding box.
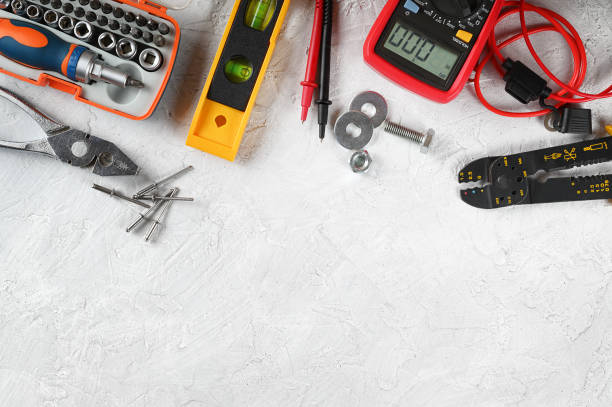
top-left (459, 156), bottom-right (530, 209)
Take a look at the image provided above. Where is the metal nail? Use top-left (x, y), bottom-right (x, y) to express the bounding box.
top-left (133, 165), bottom-right (193, 198)
top-left (126, 189), bottom-right (174, 233)
top-left (145, 188), bottom-right (179, 241)
top-left (139, 195), bottom-right (194, 202)
top-left (92, 184), bottom-right (151, 208)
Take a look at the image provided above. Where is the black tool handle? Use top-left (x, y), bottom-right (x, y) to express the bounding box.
top-left (315, 0), bottom-right (332, 138)
top-left (523, 138), bottom-right (612, 174)
top-left (529, 174), bottom-right (612, 204)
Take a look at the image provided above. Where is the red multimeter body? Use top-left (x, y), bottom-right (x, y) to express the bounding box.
top-left (364, 0), bottom-right (502, 103)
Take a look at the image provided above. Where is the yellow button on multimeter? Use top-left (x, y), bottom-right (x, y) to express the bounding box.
top-left (456, 29), bottom-right (473, 43)
top-left (187, 0), bottom-right (291, 161)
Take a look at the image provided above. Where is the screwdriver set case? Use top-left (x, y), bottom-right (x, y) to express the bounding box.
top-left (0, 0), bottom-right (179, 119)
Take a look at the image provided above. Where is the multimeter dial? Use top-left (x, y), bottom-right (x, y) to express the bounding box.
top-left (431, 0), bottom-right (481, 18)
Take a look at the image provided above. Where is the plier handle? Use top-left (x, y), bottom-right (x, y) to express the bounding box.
top-left (0, 87), bottom-right (139, 176)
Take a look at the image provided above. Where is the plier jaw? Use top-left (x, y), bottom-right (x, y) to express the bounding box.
top-left (0, 87), bottom-right (139, 176)
top-left (459, 136), bottom-right (612, 209)
top-left (47, 130), bottom-right (139, 176)
top-left (459, 155), bottom-right (531, 209)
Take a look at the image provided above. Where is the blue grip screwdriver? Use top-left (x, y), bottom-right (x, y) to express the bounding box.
top-left (0, 18), bottom-right (143, 88)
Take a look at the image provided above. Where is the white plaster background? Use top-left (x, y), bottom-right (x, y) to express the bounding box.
top-left (1, 0), bottom-right (612, 405)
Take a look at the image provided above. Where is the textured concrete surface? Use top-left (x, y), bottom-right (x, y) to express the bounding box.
top-left (1, 0), bottom-right (612, 405)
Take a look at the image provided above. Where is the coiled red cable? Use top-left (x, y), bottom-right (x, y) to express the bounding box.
top-left (473, 0), bottom-right (612, 118)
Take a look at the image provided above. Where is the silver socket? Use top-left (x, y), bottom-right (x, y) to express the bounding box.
top-left (74, 21), bottom-right (93, 42)
top-left (116, 37), bottom-right (137, 60)
top-left (43, 9), bottom-right (59, 27)
top-left (26, 4), bottom-right (42, 20)
top-left (58, 15), bottom-right (74, 33)
top-left (138, 48), bottom-right (162, 72)
top-left (11, 0), bottom-right (27, 15)
top-left (97, 31), bottom-right (116, 52)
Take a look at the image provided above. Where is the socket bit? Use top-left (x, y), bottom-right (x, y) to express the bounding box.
top-left (144, 188), bottom-right (179, 242)
top-left (74, 6), bottom-right (84, 17)
top-left (43, 9), bottom-right (59, 26)
top-left (10, 0), bottom-right (26, 15)
top-left (131, 26), bottom-right (142, 39)
top-left (135, 14), bottom-right (146, 26)
top-left (89, 0), bottom-right (100, 9)
top-left (40, 0), bottom-right (50, 5)
top-left (116, 37), bottom-right (137, 59)
top-left (157, 22), bottom-right (169, 35)
top-left (153, 34), bottom-right (165, 47)
top-left (112, 6), bottom-right (123, 18)
top-left (138, 48), bottom-right (162, 72)
top-left (142, 31), bottom-right (153, 43)
top-left (124, 10), bottom-right (134, 22)
top-left (85, 10), bottom-right (96, 22)
top-left (26, 4), bottom-right (43, 21)
top-left (101, 2), bottom-right (111, 13)
top-left (119, 23), bottom-right (130, 34)
top-left (146, 19), bottom-right (157, 31)
top-left (74, 21), bottom-right (93, 42)
top-left (50, 0), bottom-right (61, 8)
top-left (61, 2), bottom-right (73, 12)
top-left (78, 0), bottom-right (87, 5)
top-left (58, 15), bottom-right (74, 32)
top-left (97, 31), bottom-right (116, 51)
top-left (97, 14), bottom-right (108, 26)
top-left (108, 19), bottom-right (119, 30)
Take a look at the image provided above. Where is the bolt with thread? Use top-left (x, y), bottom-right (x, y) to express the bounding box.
top-left (383, 120), bottom-right (434, 153)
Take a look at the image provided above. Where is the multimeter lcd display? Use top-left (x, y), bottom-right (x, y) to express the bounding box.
top-left (383, 22), bottom-right (459, 80)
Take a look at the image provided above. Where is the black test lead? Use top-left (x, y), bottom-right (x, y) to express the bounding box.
top-left (315, 0), bottom-right (332, 142)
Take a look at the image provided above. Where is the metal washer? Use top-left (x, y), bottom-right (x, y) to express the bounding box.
top-left (349, 91), bottom-right (388, 128)
top-left (334, 111), bottom-right (374, 150)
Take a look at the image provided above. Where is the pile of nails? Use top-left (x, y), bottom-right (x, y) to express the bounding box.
top-left (92, 165), bottom-right (193, 242)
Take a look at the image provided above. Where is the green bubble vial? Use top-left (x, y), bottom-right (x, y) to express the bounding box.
top-left (224, 56), bottom-right (254, 83)
top-left (244, 0), bottom-right (276, 31)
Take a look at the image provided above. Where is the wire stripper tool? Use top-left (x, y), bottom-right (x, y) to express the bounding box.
top-left (459, 131), bottom-right (612, 209)
top-left (0, 87), bottom-right (138, 176)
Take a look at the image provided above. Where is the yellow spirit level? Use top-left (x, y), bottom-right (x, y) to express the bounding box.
top-left (186, 0), bottom-right (290, 161)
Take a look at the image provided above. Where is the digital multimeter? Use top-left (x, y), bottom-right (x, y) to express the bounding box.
top-left (364, 0), bottom-right (503, 103)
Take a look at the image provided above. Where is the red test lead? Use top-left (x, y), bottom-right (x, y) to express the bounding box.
top-left (300, 0), bottom-right (324, 122)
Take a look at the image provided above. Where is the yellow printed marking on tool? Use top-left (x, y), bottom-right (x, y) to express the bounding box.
top-left (544, 152), bottom-right (562, 161)
top-left (584, 142), bottom-right (608, 152)
top-left (563, 148), bottom-right (576, 162)
top-left (606, 125), bottom-right (612, 136)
